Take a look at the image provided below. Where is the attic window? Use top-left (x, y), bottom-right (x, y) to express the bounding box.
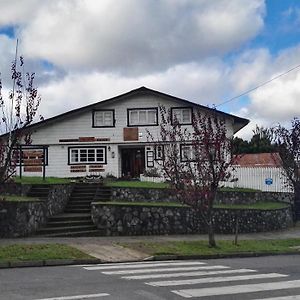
top-left (171, 107), bottom-right (192, 125)
top-left (93, 110), bottom-right (115, 127)
top-left (127, 108), bottom-right (158, 126)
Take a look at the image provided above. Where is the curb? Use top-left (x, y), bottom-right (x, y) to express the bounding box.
top-left (149, 251), bottom-right (300, 261)
top-left (0, 258), bottom-right (102, 269)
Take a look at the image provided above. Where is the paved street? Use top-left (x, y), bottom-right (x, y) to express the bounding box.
top-left (1, 255), bottom-right (300, 299)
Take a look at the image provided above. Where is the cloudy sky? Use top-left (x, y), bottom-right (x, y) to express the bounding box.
top-left (0, 0), bottom-right (300, 139)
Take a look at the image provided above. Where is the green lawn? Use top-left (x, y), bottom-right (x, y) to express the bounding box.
top-left (214, 202), bottom-right (288, 210)
top-left (94, 201), bottom-right (288, 210)
top-left (94, 201), bottom-right (187, 207)
top-left (105, 180), bottom-right (169, 189)
top-left (0, 244), bottom-right (93, 262)
top-left (121, 239), bottom-right (300, 256)
top-left (0, 195), bottom-right (40, 202)
top-left (14, 176), bottom-right (72, 184)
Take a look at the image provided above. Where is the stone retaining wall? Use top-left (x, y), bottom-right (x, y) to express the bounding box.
top-left (0, 184), bottom-right (73, 238)
top-left (111, 187), bottom-right (293, 204)
top-left (91, 203), bottom-right (293, 236)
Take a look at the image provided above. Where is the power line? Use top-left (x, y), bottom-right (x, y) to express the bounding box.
top-left (215, 63), bottom-right (300, 108)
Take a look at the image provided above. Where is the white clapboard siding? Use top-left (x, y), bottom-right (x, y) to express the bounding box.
top-left (221, 166), bottom-right (293, 193)
top-left (18, 93), bottom-right (236, 178)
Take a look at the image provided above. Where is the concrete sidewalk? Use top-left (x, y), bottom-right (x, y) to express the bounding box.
top-left (1, 222), bottom-right (300, 262)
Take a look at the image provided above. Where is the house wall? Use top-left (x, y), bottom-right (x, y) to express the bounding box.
top-left (19, 94), bottom-right (236, 178)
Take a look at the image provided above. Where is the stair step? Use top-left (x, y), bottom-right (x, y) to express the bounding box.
top-left (37, 225), bottom-right (96, 235)
top-left (64, 208), bottom-right (91, 213)
top-left (46, 220), bottom-right (94, 228)
top-left (40, 229), bottom-right (101, 237)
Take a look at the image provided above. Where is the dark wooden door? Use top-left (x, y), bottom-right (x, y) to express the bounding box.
top-left (121, 148), bottom-right (145, 178)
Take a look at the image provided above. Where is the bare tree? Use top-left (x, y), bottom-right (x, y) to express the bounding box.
top-left (0, 56), bottom-right (41, 184)
top-left (148, 106), bottom-right (233, 247)
top-left (273, 118), bottom-right (300, 220)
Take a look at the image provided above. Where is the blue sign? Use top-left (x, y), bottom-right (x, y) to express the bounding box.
top-left (265, 178), bottom-right (273, 185)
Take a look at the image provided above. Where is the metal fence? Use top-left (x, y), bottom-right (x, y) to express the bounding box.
top-left (221, 166), bottom-right (293, 192)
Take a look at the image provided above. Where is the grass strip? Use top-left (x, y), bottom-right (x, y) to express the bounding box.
top-left (0, 244), bottom-right (93, 262)
top-left (14, 176), bottom-right (72, 185)
top-left (121, 239), bottom-right (300, 256)
top-left (105, 180), bottom-right (169, 189)
top-left (93, 201), bottom-right (287, 210)
top-left (214, 202), bottom-right (288, 210)
top-left (0, 195), bottom-right (40, 202)
top-left (93, 201), bottom-right (187, 207)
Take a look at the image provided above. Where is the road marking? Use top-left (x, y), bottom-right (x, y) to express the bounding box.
top-left (172, 279), bottom-right (300, 298)
top-left (84, 261), bottom-right (206, 270)
top-left (254, 296), bottom-right (300, 300)
top-left (101, 265), bottom-right (230, 275)
top-left (147, 273), bottom-right (288, 286)
top-left (122, 267), bottom-right (253, 280)
top-left (34, 293), bottom-right (109, 300)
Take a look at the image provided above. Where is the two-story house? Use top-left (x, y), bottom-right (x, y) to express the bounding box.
top-left (16, 87), bottom-right (249, 178)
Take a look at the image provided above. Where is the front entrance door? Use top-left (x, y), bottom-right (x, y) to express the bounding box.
top-left (121, 147), bottom-right (145, 178)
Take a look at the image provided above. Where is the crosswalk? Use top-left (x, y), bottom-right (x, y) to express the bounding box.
top-left (81, 260), bottom-right (300, 299)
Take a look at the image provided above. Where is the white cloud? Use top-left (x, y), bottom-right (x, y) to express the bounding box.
top-left (12, 0), bottom-right (265, 75)
top-left (38, 60), bottom-right (229, 118)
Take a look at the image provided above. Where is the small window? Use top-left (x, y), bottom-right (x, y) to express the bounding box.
top-left (155, 145), bottom-right (164, 160)
top-left (180, 144), bottom-right (196, 162)
top-left (69, 147), bottom-right (106, 164)
top-left (128, 108), bottom-right (158, 126)
top-left (171, 107), bottom-right (192, 125)
top-left (93, 110), bottom-right (115, 127)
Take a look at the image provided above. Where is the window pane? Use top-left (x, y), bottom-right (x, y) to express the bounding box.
top-left (139, 111), bottom-right (147, 124)
top-left (80, 149), bottom-right (87, 162)
top-left (103, 112), bottom-right (113, 126)
top-left (71, 149), bottom-right (78, 163)
top-left (96, 149), bottom-right (104, 162)
top-left (148, 110), bottom-right (156, 124)
top-left (173, 109), bottom-right (182, 123)
top-left (130, 111), bottom-right (138, 125)
top-left (182, 109), bottom-right (191, 123)
top-left (88, 149), bottom-right (95, 162)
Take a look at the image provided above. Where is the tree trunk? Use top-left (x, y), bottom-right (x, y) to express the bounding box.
top-left (207, 217), bottom-right (216, 247)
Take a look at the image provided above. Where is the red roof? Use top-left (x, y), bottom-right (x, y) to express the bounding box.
top-left (233, 153), bottom-right (282, 167)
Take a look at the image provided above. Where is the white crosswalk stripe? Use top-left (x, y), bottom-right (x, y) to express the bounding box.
top-left (81, 260), bottom-right (300, 299)
top-left (84, 261), bottom-right (206, 271)
top-left (172, 280), bottom-right (300, 298)
top-left (122, 267), bottom-right (255, 280)
top-left (101, 265), bottom-right (227, 275)
top-left (147, 273), bottom-right (288, 287)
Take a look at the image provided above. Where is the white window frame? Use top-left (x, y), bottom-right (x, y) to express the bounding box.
top-left (69, 147), bottom-right (106, 164)
top-left (155, 145), bottom-right (164, 160)
top-left (93, 110), bottom-right (115, 127)
top-left (172, 107), bottom-right (192, 125)
top-left (128, 108), bottom-right (158, 126)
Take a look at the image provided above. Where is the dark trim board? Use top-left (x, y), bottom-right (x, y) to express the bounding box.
top-left (92, 109), bottom-right (116, 128)
top-left (68, 145), bottom-right (107, 165)
top-left (127, 107), bottom-right (159, 127)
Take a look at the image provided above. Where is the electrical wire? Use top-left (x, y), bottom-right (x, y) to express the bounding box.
top-left (215, 63), bottom-right (300, 108)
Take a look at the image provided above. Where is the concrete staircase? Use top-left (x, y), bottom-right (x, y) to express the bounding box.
top-left (27, 184), bottom-right (50, 199)
top-left (36, 183), bottom-right (111, 237)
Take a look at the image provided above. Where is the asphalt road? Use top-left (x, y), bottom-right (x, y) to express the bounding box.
top-left (1, 255), bottom-right (300, 300)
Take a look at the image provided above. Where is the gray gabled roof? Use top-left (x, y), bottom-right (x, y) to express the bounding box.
top-left (17, 86), bottom-right (250, 134)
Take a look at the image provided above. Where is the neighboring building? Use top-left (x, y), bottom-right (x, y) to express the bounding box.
top-left (15, 87), bottom-right (249, 178)
top-left (223, 152), bottom-right (292, 192)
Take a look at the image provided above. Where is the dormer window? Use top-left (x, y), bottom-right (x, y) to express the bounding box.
top-left (93, 110), bottom-right (115, 127)
top-left (171, 107), bottom-right (192, 125)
